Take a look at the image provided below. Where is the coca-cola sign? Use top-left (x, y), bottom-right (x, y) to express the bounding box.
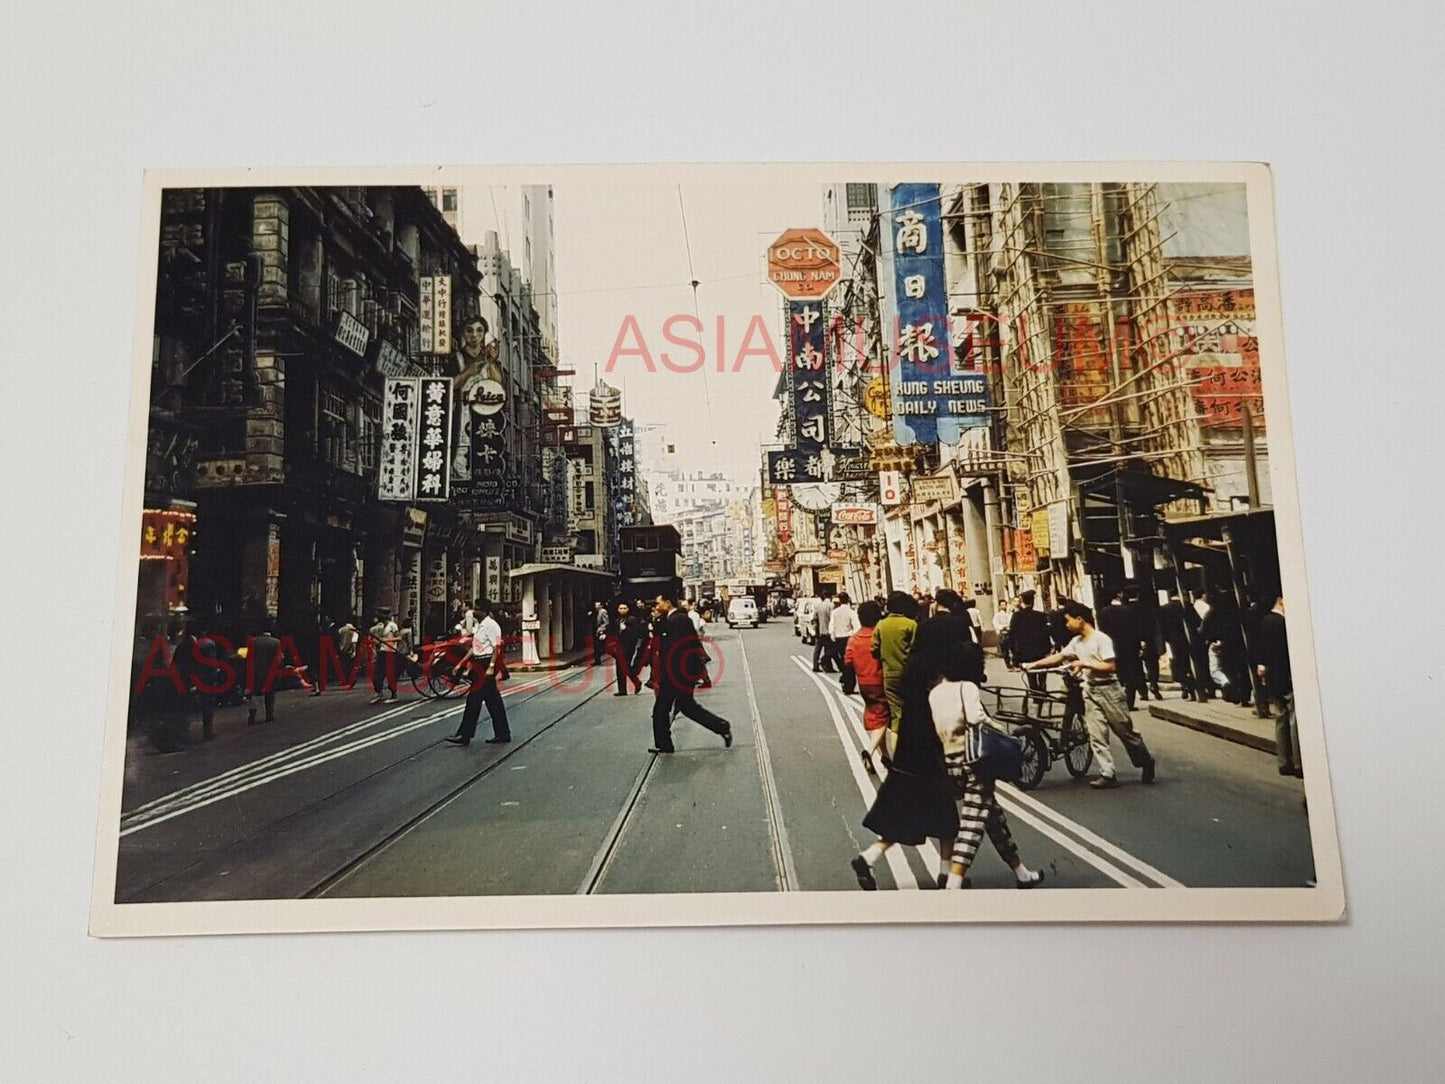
top-left (830, 503), bottom-right (878, 525)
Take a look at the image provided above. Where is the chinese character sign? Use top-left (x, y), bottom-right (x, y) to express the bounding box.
top-left (789, 299), bottom-right (830, 452)
top-left (415, 377), bottom-right (452, 500)
top-left (432, 275), bottom-right (452, 355)
top-left (419, 277), bottom-right (435, 354)
top-left (887, 183), bottom-right (989, 444)
top-left (767, 449), bottom-right (824, 486)
top-left (379, 377), bottom-right (420, 501)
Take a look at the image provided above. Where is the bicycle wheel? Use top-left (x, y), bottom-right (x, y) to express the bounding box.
top-left (1016, 727), bottom-right (1049, 791)
top-left (1062, 714), bottom-right (1094, 779)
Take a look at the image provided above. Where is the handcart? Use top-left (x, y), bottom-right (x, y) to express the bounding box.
top-left (977, 669), bottom-right (1094, 789)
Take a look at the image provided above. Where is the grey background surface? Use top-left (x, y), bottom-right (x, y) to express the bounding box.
top-left (2, 1), bottom-right (1441, 1078)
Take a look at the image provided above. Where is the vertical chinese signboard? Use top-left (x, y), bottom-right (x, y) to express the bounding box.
top-left (416, 377), bottom-right (452, 499)
top-left (419, 276), bottom-right (435, 355)
top-left (1175, 287), bottom-right (1262, 428)
top-left (887, 183), bottom-right (989, 445)
top-left (432, 274), bottom-right (452, 356)
top-left (379, 377), bottom-right (420, 501)
top-left (790, 299), bottom-right (830, 453)
top-left (774, 486), bottom-right (793, 545)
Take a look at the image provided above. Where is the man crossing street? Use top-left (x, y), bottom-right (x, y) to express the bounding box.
top-left (647, 594), bottom-right (732, 754)
top-left (446, 600), bottom-right (511, 747)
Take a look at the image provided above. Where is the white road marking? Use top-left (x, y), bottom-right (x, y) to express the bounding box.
top-left (791, 653), bottom-right (1177, 889)
top-left (739, 628), bottom-right (799, 891)
top-left (120, 706), bottom-right (466, 836)
top-left (121, 678), bottom-right (546, 825)
top-left (791, 658), bottom-right (920, 889)
top-left (997, 784), bottom-right (1185, 888)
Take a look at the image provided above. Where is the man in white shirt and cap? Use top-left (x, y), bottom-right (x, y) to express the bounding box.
top-left (446, 599), bottom-right (511, 747)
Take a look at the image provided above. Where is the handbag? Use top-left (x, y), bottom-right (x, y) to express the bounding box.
top-left (840, 658), bottom-right (857, 695)
top-left (961, 687), bottom-right (1025, 783)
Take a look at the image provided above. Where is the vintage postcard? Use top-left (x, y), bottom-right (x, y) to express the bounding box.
top-left (90, 163), bottom-right (1343, 935)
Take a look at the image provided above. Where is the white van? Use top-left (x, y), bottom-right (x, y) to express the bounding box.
top-left (727, 596), bottom-right (759, 629)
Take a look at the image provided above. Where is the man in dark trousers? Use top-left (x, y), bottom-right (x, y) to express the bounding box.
top-left (1008, 590), bottom-right (1054, 693)
top-left (611, 602), bottom-right (645, 696)
top-left (246, 622), bottom-right (282, 725)
top-left (1255, 593), bottom-right (1300, 777)
top-left (648, 594), bottom-right (733, 754)
top-left (1098, 589), bottom-right (1146, 709)
top-left (1157, 593), bottom-right (1199, 700)
top-left (446, 600), bottom-right (511, 747)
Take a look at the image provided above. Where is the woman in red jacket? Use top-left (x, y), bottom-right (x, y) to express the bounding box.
top-left (843, 600), bottom-right (891, 774)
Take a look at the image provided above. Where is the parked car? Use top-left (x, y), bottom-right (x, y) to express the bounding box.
top-left (794, 597), bottom-right (818, 643)
top-left (726, 596), bottom-right (759, 629)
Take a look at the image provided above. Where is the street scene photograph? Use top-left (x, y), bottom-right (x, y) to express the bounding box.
top-left (94, 164), bottom-right (1341, 931)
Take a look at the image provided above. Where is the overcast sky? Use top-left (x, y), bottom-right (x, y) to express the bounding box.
top-left (552, 182), bottom-right (826, 480)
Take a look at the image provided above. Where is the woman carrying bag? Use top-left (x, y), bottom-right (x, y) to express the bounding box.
top-left (929, 638), bottom-right (1045, 890)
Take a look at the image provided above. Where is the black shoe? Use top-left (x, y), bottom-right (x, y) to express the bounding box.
top-left (613, 691), bottom-right (628, 696)
top-left (861, 750), bottom-right (876, 775)
top-left (1016, 870), bottom-right (1045, 889)
top-left (1141, 758), bottom-right (1157, 785)
top-left (648, 747), bottom-right (674, 755)
top-left (485, 736), bottom-right (511, 744)
top-left (1089, 775), bottom-right (1122, 789)
top-left (721, 726), bottom-right (733, 749)
top-left (851, 855), bottom-right (877, 891)
top-left (444, 735), bottom-right (470, 747)
top-left (1150, 686), bottom-right (1162, 699)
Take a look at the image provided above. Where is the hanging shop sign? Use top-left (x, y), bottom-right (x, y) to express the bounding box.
top-left (419, 276), bottom-right (435, 354)
top-left (589, 381), bottom-right (622, 426)
top-left (911, 475), bottom-right (957, 505)
top-left (1048, 502), bottom-right (1070, 558)
top-left (863, 377), bottom-right (890, 419)
top-left (485, 556), bottom-right (502, 601)
top-left (767, 448), bottom-right (824, 485)
top-left (378, 377), bottom-right (420, 501)
top-left (452, 373), bottom-right (508, 511)
top-left (431, 274), bottom-right (452, 355)
top-left (541, 543), bottom-right (573, 565)
top-left (427, 554), bottom-right (449, 604)
top-left (879, 470), bottom-right (903, 507)
top-left (831, 503), bottom-right (878, 525)
top-left (887, 183), bottom-right (989, 444)
top-left (139, 509), bottom-right (195, 559)
top-left (1030, 508), bottom-right (1052, 559)
top-left (335, 310), bottom-right (369, 357)
top-left (767, 227), bottom-right (842, 302)
top-left (789, 299), bottom-right (830, 452)
top-left (415, 376), bottom-right (452, 500)
top-left (375, 339), bottom-right (412, 379)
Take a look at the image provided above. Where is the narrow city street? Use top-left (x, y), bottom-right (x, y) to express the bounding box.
top-left (115, 621), bottom-right (1313, 902)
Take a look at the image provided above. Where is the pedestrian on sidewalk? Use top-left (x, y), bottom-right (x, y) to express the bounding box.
top-left (1099, 588), bottom-right (1149, 708)
top-left (811, 593), bottom-right (836, 673)
top-left (368, 612), bottom-right (399, 704)
top-left (646, 594), bottom-right (732, 754)
top-left (992, 598), bottom-right (1014, 665)
top-left (931, 637), bottom-right (1044, 890)
top-left (872, 591), bottom-right (920, 744)
top-left (446, 600), bottom-right (510, 747)
top-left (610, 602), bottom-right (645, 696)
top-left (246, 622), bottom-right (281, 726)
top-left (1158, 593), bottom-right (1200, 701)
top-left (841, 600), bottom-right (890, 774)
top-left (1024, 601), bottom-right (1157, 789)
top-left (961, 598), bottom-right (983, 644)
top-left (1202, 589), bottom-right (1251, 706)
top-left (1256, 593), bottom-right (1301, 777)
top-left (1007, 590), bottom-right (1053, 694)
top-left (191, 619), bottom-right (224, 741)
top-left (850, 609), bottom-right (962, 890)
top-left (827, 592), bottom-right (860, 673)
top-left (592, 601), bottom-right (610, 667)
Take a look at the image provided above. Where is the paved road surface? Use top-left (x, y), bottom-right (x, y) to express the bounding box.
top-left (113, 621), bottom-right (1316, 902)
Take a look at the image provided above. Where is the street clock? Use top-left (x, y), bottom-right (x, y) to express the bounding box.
top-left (791, 482), bottom-right (841, 512)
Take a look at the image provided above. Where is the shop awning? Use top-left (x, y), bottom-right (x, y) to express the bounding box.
top-left (508, 562), bottom-right (617, 580)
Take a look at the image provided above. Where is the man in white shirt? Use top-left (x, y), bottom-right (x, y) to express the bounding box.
top-left (812, 594), bottom-right (837, 673)
top-left (1024, 600), bottom-right (1156, 788)
top-left (828, 593), bottom-right (859, 672)
top-left (368, 612), bottom-right (400, 704)
top-left (446, 600), bottom-right (511, 746)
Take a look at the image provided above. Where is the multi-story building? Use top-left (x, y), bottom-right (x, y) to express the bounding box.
top-left (145, 185), bottom-right (485, 643)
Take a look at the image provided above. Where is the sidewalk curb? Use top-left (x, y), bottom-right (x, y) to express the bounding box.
top-left (1147, 703), bottom-right (1276, 754)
